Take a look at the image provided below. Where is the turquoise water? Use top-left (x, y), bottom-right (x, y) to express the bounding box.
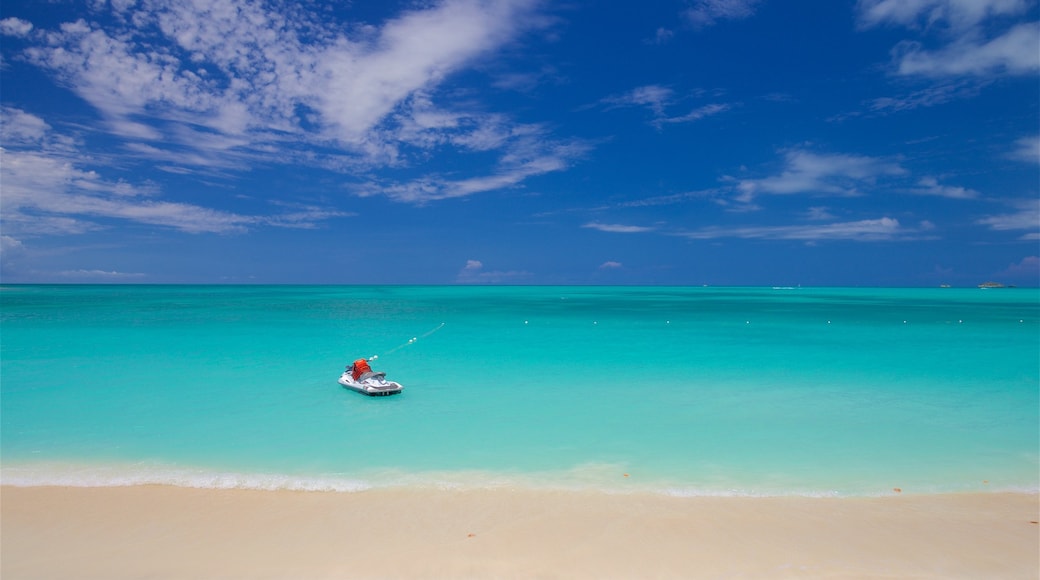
top-left (2, 285), bottom-right (1037, 496)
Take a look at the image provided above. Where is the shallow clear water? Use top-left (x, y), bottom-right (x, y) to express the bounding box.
top-left (2, 285), bottom-right (1037, 496)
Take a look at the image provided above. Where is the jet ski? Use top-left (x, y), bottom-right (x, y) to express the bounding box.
top-left (338, 370), bottom-right (403, 396)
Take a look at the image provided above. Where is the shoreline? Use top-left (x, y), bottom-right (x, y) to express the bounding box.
top-left (2, 485), bottom-right (1037, 579)
top-left (4, 459), bottom-right (1036, 498)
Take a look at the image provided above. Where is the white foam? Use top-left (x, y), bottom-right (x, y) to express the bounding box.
top-left (0, 462), bottom-right (372, 492)
top-left (3, 461), bottom-right (1035, 498)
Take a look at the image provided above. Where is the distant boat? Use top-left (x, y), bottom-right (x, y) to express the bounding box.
top-left (978, 281), bottom-right (1005, 289)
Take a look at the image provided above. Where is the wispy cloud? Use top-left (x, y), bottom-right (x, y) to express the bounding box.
top-left (866, 80), bottom-right (984, 113)
top-left (677, 217), bottom-right (913, 241)
top-left (977, 198), bottom-right (1040, 240)
top-left (599, 261), bottom-right (623, 269)
top-left (1000, 255), bottom-right (1040, 278)
top-left (684, 0), bottom-right (763, 28)
top-left (655, 103), bottom-right (732, 126)
top-left (1009, 136), bottom-right (1039, 163)
top-left (1, 146), bottom-right (254, 235)
top-left (0, 107), bottom-right (347, 239)
top-left (892, 23), bottom-right (1039, 77)
top-left (909, 176), bottom-right (979, 199)
top-left (649, 27), bottom-right (674, 44)
top-left (733, 149), bottom-right (907, 203)
top-left (805, 206), bottom-right (837, 220)
top-left (316, 0), bottom-right (539, 144)
top-left (611, 188), bottom-right (729, 208)
top-left (360, 136), bottom-right (589, 203)
top-left (1, 106), bottom-right (49, 143)
top-left (590, 147), bottom-right (983, 244)
top-left (583, 222), bottom-right (655, 233)
top-left (57, 269), bottom-right (147, 279)
top-left (857, 0), bottom-right (1039, 78)
top-left (456, 259), bottom-right (532, 284)
top-left (263, 202), bottom-right (355, 229)
top-left (3, 0), bottom-right (554, 197)
top-left (601, 85), bottom-right (675, 117)
top-left (599, 85), bottom-right (730, 127)
top-left (856, 0), bottom-right (1031, 33)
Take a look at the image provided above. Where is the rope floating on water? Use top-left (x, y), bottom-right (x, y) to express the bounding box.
top-left (377, 322), bottom-right (446, 357)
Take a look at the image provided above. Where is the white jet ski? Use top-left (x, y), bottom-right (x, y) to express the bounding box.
top-left (338, 370), bottom-right (403, 396)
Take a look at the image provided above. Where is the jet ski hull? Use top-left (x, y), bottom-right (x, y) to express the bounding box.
top-left (338, 372), bottom-right (403, 396)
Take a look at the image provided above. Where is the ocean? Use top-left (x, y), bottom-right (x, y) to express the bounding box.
top-left (2, 285), bottom-right (1037, 497)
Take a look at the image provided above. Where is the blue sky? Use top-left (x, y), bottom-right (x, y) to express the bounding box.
top-left (1, 0), bottom-right (1037, 285)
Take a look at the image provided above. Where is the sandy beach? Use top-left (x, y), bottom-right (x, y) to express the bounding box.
top-left (2, 486), bottom-right (1037, 579)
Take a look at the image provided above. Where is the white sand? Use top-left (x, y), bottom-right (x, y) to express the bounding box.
top-left (2, 486), bottom-right (1037, 579)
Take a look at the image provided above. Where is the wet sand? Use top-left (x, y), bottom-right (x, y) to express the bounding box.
top-left (2, 486), bottom-right (1037, 579)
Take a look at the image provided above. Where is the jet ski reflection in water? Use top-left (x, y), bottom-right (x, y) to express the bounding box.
top-left (338, 356), bottom-right (403, 396)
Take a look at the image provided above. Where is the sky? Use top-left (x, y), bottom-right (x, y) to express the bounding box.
top-left (0, 0), bottom-right (1037, 286)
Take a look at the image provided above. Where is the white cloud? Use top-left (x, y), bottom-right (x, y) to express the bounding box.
top-left (602, 85), bottom-right (675, 117)
top-left (363, 137), bottom-right (588, 203)
top-left (370, 162), bottom-right (547, 203)
top-left (13, 0), bottom-right (550, 187)
top-left (1, 107), bottom-right (51, 144)
top-left (122, 141), bottom-right (246, 171)
top-left (0, 235), bottom-right (24, 254)
top-left (805, 206), bottom-right (837, 220)
top-left (0, 108), bottom-right (347, 237)
top-left (977, 198), bottom-right (1040, 237)
top-left (612, 188), bottom-right (729, 209)
top-left (318, 0), bottom-right (536, 144)
top-left (857, 0), bottom-right (1038, 78)
top-left (735, 149), bottom-right (907, 202)
top-left (27, 19), bottom-right (208, 120)
top-left (909, 176), bottom-right (979, 198)
top-left (263, 202), bottom-right (353, 229)
top-left (108, 119), bottom-right (165, 141)
top-left (456, 259), bottom-right (531, 283)
top-left (650, 28), bottom-right (674, 44)
top-left (1000, 255), bottom-right (1040, 277)
top-left (679, 217), bottom-right (910, 241)
top-left (857, 0), bottom-right (1031, 32)
top-left (685, 0), bottom-right (762, 28)
top-left (600, 86), bottom-right (730, 127)
top-left (1, 147), bottom-right (256, 235)
top-left (582, 222), bottom-right (654, 233)
top-left (599, 261), bottom-right (623, 269)
top-left (656, 103), bottom-right (731, 126)
top-left (868, 80), bottom-right (983, 112)
top-left (0, 17), bottom-right (33, 37)
top-left (893, 23), bottom-right (1040, 77)
top-left (57, 269), bottom-right (146, 279)
top-left (3, 0), bottom-right (565, 238)
top-left (1009, 136), bottom-right (1040, 163)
